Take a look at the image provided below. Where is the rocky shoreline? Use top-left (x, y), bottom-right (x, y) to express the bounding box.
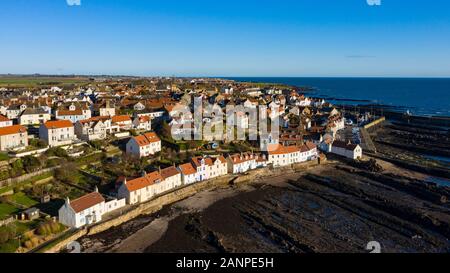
top-left (143, 162), bottom-right (449, 253)
top-left (79, 158), bottom-right (449, 253)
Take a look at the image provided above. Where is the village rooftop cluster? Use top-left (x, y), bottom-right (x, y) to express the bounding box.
top-left (0, 76), bottom-right (368, 252)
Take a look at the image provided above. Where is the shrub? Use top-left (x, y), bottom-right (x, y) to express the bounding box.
top-left (50, 222), bottom-right (61, 233)
top-left (31, 237), bottom-right (40, 246)
top-left (24, 240), bottom-right (33, 249)
top-left (29, 139), bottom-right (47, 149)
top-left (0, 225), bottom-right (15, 244)
top-left (89, 140), bottom-right (104, 150)
top-left (37, 223), bottom-right (51, 236)
top-left (22, 231), bottom-right (35, 241)
top-left (9, 159), bottom-right (24, 177)
top-left (22, 156), bottom-right (42, 173)
top-left (46, 147), bottom-right (68, 158)
top-left (54, 163), bottom-right (78, 184)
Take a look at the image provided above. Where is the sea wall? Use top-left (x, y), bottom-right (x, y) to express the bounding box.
top-left (364, 116), bottom-right (386, 130)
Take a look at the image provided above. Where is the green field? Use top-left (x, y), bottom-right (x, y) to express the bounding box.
top-left (0, 239), bottom-right (20, 253)
top-left (0, 203), bottom-right (18, 220)
top-left (0, 172), bottom-right (53, 195)
top-left (0, 153), bottom-right (9, 161)
top-left (9, 192), bottom-right (38, 208)
top-left (0, 76), bottom-right (90, 87)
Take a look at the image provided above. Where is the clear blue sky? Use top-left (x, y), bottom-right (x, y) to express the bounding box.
top-left (1, 0), bottom-right (449, 77)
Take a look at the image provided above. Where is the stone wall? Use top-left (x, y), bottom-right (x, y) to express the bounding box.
top-left (0, 167), bottom-right (57, 188)
top-left (364, 116), bottom-right (386, 130)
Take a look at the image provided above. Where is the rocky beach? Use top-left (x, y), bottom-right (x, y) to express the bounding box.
top-left (80, 153), bottom-right (450, 253)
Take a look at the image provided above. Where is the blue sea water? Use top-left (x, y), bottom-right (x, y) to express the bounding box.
top-left (226, 77), bottom-right (450, 117)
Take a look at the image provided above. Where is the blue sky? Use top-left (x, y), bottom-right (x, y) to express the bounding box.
top-left (0, 0), bottom-right (449, 77)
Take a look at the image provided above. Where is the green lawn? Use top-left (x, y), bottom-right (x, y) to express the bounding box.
top-left (0, 77), bottom-right (89, 87)
top-left (0, 239), bottom-right (19, 253)
top-left (0, 203), bottom-right (18, 220)
top-left (0, 153), bottom-right (9, 161)
top-left (0, 172), bottom-right (53, 195)
top-left (10, 192), bottom-right (38, 208)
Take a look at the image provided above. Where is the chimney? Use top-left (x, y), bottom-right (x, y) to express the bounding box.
top-left (66, 197), bottom-right (70, 205)
top-left (94, 186), bottom-right (98, 193)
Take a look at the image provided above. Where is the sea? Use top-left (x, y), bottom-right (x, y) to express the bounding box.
top-left (226, 77), bottom-right (450, 117)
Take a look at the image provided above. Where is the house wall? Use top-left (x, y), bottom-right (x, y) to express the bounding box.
top-left (331, 145), bottom-right (362, 160)
top-left (19, 113), bottom-right (51, 125)
top-left (0, 120), bottom-right (13, 128)
top-left (0, 132), bottom-right (28, 151)
top-left (40, 125), bottom-right (76, 147)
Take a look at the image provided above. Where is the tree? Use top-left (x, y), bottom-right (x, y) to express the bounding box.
top-left (29, 139), bottom-right (47, 149)
top-left (46, 147), bottom-right (68, 158)
top-left (160, 121), bottom-right (173, 140)
top-left (22, 156), bottom-right (42, 173)
top-left (54, 163), bottom-right (78, 184)
top-left (9, 159), bottom-right (24, 177)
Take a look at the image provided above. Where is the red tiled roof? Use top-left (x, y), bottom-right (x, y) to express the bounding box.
top-left (125, 171), bottom-right (163, 192)
top-left (160, 166), bottom-right (180, 179)
top-left (0, 115), bottom-right (11, 122)
top-left (44, 120), bottom-right (73, 129)
top-left (267, 144), bottom-right (300, 155)
top-left (112, 115), bottom-right (131, 123)
top-left (179, 163), bottom-right (197, 175)
top-left (57, 110), bottom-right (83, 116)
top-left (228, 153), bottom-right (255, 164)
top-left (79, 116), bottom-right (111, 124)
top-left (332, 140), bottom-right (359, 151)
top-left (133, 132), bottom-right (161, 147)
top-left (0, 125), bottom-right (27, 136)
top-left (70, 192), bottom-right (105, 213)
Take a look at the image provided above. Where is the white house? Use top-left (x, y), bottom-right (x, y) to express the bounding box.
top-left (58, 190), bottom-right (105, 228)
top-left (191, 155), bottom-right (227, 182)
top-left (0, 115), bottom-right (13, 128)
top-left (126, 132), bottom-right (161, 158)
top-left (160, 166), bottom-right (182, 190)
top-left (267, 144), bottom-right (302, 167)
top-left (243, 99), bottom-right (258, 109)
top-left (112, 115), bottom-right (133, 130)
top-left (330, 140), bottom-right (363, 160)
top-left (40, 120), bottom-right (76, 147)
top-left (178, 162), bottom-right (197, 185)
top-left (99, 100), bottom-right (116, 117)
top-left (19, 108), bottom-right (51, 125)
top-left (132, 115), bottom-right (152, 131)
top-left (56, 103), bottom-right (92, 123)
top-left (227, 153), bottom-right (257, 174)
top-left (0, 125), bottom-right (28, 151)
top-left (117, 171), bottom-right (163, 205)
top-left (5, 105), bottom-right (23, 120)
top-left (299, 142), bottom-right (319, 162)
top-left (136, 111), bottom-right (164, 120)
top-left (75, 116), bottom-right (116, 141)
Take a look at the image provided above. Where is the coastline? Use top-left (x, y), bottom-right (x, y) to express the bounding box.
top-left (80, 172), bottom-right (304, 253)
top-left (78, 157), bottom-right (450, 253)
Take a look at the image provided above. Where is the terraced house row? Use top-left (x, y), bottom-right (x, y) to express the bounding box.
top-left (58, 144), bottom-right (319, 228)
